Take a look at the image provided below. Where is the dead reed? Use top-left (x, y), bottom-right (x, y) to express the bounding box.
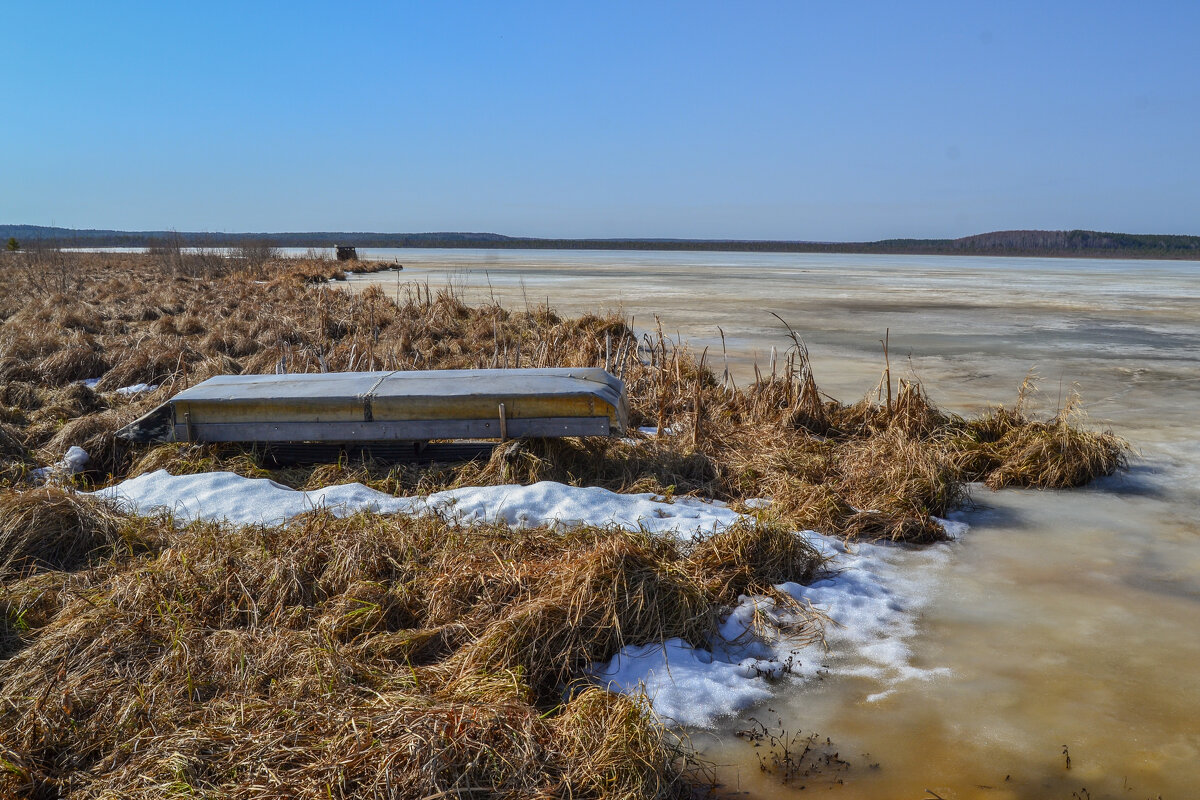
top-left (949, 390), bottom-right (1128, 489)
top-left (450, 531), bottom-right (715, 698)
top-left (691, 521), bottom-right (824, 597)
top-left (0, 487), bottom-right (143, 578)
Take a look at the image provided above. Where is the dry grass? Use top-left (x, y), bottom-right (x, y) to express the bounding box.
top-left (0, 423), bottom-right (25, 460)
top-left (0, 487), bottom-right (151, 578)
top-left (39, 408), bottom-right (139, 478)
top-left (691, 522), bottom-right (824, 598)
top-left (33, 334), bottom-right (110, 385)
top-left (949, 390), bottom-right (1128, 490)
top-left (449, 532), bottom-right (715, 698)
top-left (0, 250), bottom-right (1131, 797)
top-left (0, 510), bottom-right (769, 797)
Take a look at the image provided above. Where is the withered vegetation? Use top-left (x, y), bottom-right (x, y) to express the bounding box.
top-left (0, 250), bottom-right (1127, 798)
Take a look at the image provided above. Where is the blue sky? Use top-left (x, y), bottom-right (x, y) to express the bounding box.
top-left (3, 1), bottom-right (1197, 239)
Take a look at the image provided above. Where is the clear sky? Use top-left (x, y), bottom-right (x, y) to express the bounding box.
top-left (3, 1), bottom-right (1197, 240)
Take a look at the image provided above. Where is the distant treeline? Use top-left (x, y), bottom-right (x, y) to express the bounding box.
top-left (3, 225), bottom-right (1199, 259)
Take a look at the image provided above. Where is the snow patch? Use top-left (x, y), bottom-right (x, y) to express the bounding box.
top-left (75, 379), bottom-right (158, 395)
top-left (934, 515), bottom-right (969, 538)
top-left (31, 446), bottom-right (90, 481)
top-left (591, 638), bottom-right (774, 726)
top-left (636, 425), bottom-right (676, 437)
top-left (424, 481), bottom-right (741, 538)
top-left (90, 471), bottom-right (742, 539)
top-left (90, 470), bottom-right (417, 527)
top-left (115, 383), bottom-right (158, 395)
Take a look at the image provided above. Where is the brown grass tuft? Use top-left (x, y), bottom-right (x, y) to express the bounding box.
top-left (95, 340), bottom-right (195, 391)
top-left (34, 381), bottom-right (105, 422)
top-left (834, 427), bottom-right (964, 542)
top-left (35, 334), bottom-right (110, 385)
top-left (948, 390), bottom-right (1128, 490)
top-left (41, 408), bottom-right (136, 477)
top-left (692, 521), bottom-right (824, 597)
top-left (980, 420), bottom-right (1127, 489)
top-left (0, 381), bottom-right (43, 411)
top-left (553, 687), bottom-right (696, 798)
top-left (0, 422), bottom-right (26, 460)
top-left (0, 488), bottom-right (137, 577)
top-left (452, 532), bottom-right (714, 699)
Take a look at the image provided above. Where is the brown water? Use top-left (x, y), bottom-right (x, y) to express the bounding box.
top-left (351, 250), bottom-right (1200, 799)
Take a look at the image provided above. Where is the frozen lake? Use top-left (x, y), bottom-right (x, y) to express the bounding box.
top-left (350, 249), bottom-right (1200, 798)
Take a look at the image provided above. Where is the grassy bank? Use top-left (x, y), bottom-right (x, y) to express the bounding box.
top-left (0, 251), bottom-right (1127, 797)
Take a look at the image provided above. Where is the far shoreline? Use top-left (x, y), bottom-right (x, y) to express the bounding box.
top-left (34, 245), bottom-right (1200, 264)
top-left (6, 225), bottom-right (1200, 262)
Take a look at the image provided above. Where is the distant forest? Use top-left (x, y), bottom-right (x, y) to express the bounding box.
top-left (3, 225), bottom-right (1199, 260)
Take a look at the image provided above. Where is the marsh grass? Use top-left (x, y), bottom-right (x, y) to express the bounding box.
top-left (0, 422), bottom-right (25, 460)
top-left (950, 391), bottom-right (1128, 490)
top-left (0, 252), bottom-right (1126, 532)
top-left (0, 487), bottom-right (152, 578)
top-left (449, 532), bottom-right (716, 698)
top-left (0, 252), bottom-right (1130, 797)
top-left (0, 509), bottom-right (771, 797)
top-left (691, 522), bottom-right (824, 598)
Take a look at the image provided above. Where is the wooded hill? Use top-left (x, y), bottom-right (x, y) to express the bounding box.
top-left (4, 225), bottom-right (1198, 259)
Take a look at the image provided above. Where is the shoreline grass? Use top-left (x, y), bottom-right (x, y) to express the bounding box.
top-left (0, 251), bottom-right (1128, 797)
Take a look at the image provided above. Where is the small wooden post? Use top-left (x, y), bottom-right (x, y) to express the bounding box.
top-left (882, 328), bottom-right (893, 415)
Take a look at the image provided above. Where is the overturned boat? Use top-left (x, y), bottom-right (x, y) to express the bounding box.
top-left (118, 367), bottom-right (629, 463)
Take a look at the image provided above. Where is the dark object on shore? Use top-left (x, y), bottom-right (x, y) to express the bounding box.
top-left (335, 245), bottom-right (358, 261)
top-left (261, 439), bottom-right (497, 465)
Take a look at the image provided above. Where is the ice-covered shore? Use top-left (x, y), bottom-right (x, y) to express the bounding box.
top-left (90, 469), bottom-right (958, 728)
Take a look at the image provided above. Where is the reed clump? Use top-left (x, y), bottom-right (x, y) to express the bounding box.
top-left (0, 487), bottom-right (137, 577)
top-left (982, 421), bottom-right (1126, 489)
top-left (33, 334), bottom-right (110, 385)
top-left (40, 407), bottom-right (137, 478)
top-left (0, 422), bottom-right (26, 460)
top-left (31, 381), bottom-right (104, 420)
top-left (949, 391), bottom-right (1128, 490)
top-left (450, 532), bottom-right (715, 699)
top-left (554, 688), bottom-right (695, 797)
top-left (691, 521), bottom-right (824, 597)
